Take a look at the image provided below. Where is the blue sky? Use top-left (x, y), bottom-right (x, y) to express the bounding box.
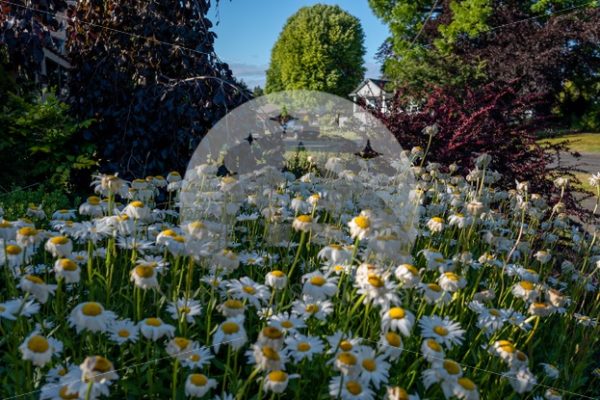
top-left (209, 0), bottom-right (389, 88)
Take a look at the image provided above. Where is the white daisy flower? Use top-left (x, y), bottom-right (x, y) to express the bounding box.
top-left (44, 236), bottom-right (73, 258)
top-left (69, 302), bottom-right (116, 334)
top-left (302, 271), bottom-right (338, 300)
top-left (166, 298), bottom-right (202, 323)
top-left (377, 331), bottom-right (403, 361)
top-left (184, 373), bottom-right (218, 398)
top-left (227, 277), bottom-right (271, 308)
top-left (263, 370), bottom-right (298, 394)
top-left (328, 375), bottom-right (374, 400)
top-left (19, 332), bottom-right (63, 367)
top-left (356, 345), bottom-right (390, 389)
top-left (53, 258), bottom-right (81, 284)
top-left (180, 346), bottom-right (213, 369)
top-left (284, 333), bottom-right (324, 362)
top-left (419, 315), bottom-right (465, 349)
top-left (438, 272), bottom-right (467, 292)
top-left (265, 270), bottom-right (288, 290)
top-left (108, 319), bottom-right (139, 345)
top-left (18, 275), bottom-right (56, 304)
top-left (380, 306), bottom-right (415, 337)
top-left (139, 317), bottom-right (176, 341)
top-left (394, 264), bottom-right (421, 288)
top-left (212, 316), bottom-right (247, 353)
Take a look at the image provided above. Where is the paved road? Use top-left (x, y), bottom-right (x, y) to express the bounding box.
top-left (554, 152), bottom-right (599, 214)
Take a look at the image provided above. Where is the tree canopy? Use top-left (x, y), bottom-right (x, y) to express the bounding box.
top-left (369, 0), bottom-right (600, 129)
top-left (66, 0), bottom-right (249, 178)
top-left (265, 4), bottom-right (366, 97)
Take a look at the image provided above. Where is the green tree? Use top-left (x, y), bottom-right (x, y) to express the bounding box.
top-left (369, 1), bottom-right (600, 128)
top-left (265, 4), bottom-right (366, 97)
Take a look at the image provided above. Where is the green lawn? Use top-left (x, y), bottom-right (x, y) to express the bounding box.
top-left (540, 133), bottom-right (600, 153)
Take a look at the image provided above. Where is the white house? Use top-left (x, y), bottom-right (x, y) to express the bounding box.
top-left (349, 78), bottom-right (393, 114)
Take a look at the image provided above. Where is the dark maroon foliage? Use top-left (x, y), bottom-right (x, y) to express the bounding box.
top-left (375, 81), bottom-right (586, 214)
top-left (0, 0), bottom-right (67, 85)
top-left (65, 0), bottom-right (250, 179)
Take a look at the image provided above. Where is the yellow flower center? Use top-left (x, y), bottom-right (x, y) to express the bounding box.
top-left (25, 275), bottom-right (44, 284)
top-left (59, 386), bottom-right (79, 399)
top-left (443, 360), bottom-right (461, 375)
top-left (189, 373), bottom-right (208, 386)
top-left (404, 264), bottom-right (419, 275)
top-left (0, 221), bottom-right (12, 228)
top-left (362, 358), bottom-right (377, 372)
top-left (82, 302), bottom-right (103, 316)
top-left (174, 337), bottom-right (190, 349)
top-left (18, 227), bottom-right (37, 237)
top-left (262, 326), bottom-right (283, 340)
top-left (433, 326), bottom-right (449, 336)
top-left (221, 176), bottom-right (236, 185)
top-left (337, 352), bottom-right (357, 366)
top-left (59, 259), bottom-right (78, 271)
top-left (389, 307), bottom-right (406, 319)
top-left (145, 318), bottom-right (162, 327)
top-left (281, 320), bottom-right (293, 329)
top-left (386, 332), bottom-right (402, 347)
top-left (27, 335), bottom-right (49, 353)
top-left (431, 217), bottom-right (444, 223)
top-left (134, 265), bottom-right (155, 278)
top-left (270, 270), bottom-right (285, 278)
top-left (519, 281), bottom-right (534, 291)
top-left (427, 283), bottom-right (442, 292)
top-left (353, 215), bottom-right (370, 229)
top-left (329, 244), bottom-right (342, 250)
top-left (6, 245), bottom-right (22, 255)
top-left (224, 299), bottom-right (244, 309)
top-left (92, 357), bottom-right (112, 373)
top-left (190, 221), bottom-right (205, 229)
top-left (367, 274), bottom-right (385, 288)
top-left (189, 354), bottom-right (201, 362)
top-left (305, 304), bottom-right (319, 313)
top-left (426, 339), bottom-right (442, 352)
top-left (130, 201), bottom-right (144, 208)
top-left (489, 309), bottom-right (501, 317)
top-left (339, 340), bottom-right (353, 351)
top-left (118, 329), bottom-right (130, 338)
top-left (161, 229), bottom-right (177, 237)
top-left (50, 236), bottom-right (69, 245)
top-left (444, 272), bottom-right (459, 282)
top-left (262, 346), bottom-right (280, 361)
top-left (243, 286), bottom-right (256, 295)
top-left (296, 215), bottom-right (312, 223)
top-left (221, 322), bottom-right (240, 334)
top-left (268, 370), bottom-right (287, 383)
top-left (178, 306), bottom-right (191, 314)
top-left (310, 276), bottom-right (326, 286)
top-left (173, 235), bottom-right (185, 243)
top-left (87, 196), bottom-right (101, 205)
top-left (458, 377), bottom-right (476, 390)
top-left (346, 381), bottom-right (363, 395)
top-left (297, 342), bottom-right (311, 352)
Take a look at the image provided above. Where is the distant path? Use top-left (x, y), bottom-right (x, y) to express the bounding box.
top-left (556, 152), bottom-right (600, 171)
top-left (554, 152), bottom-right (599, 213)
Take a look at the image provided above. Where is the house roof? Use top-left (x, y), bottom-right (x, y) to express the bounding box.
top-left (349, 78), bottom-right (392, 96)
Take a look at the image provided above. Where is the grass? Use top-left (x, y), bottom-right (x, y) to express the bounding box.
top-left (539, 133), bottom-right (600, 153)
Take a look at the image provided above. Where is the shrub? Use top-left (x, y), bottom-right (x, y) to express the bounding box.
top-left (0, 86), bottom-right (96, 192)
top-left (0, 184), bottom-right (76, 220)
top-left (375, 81), bottom-right (585, 214)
